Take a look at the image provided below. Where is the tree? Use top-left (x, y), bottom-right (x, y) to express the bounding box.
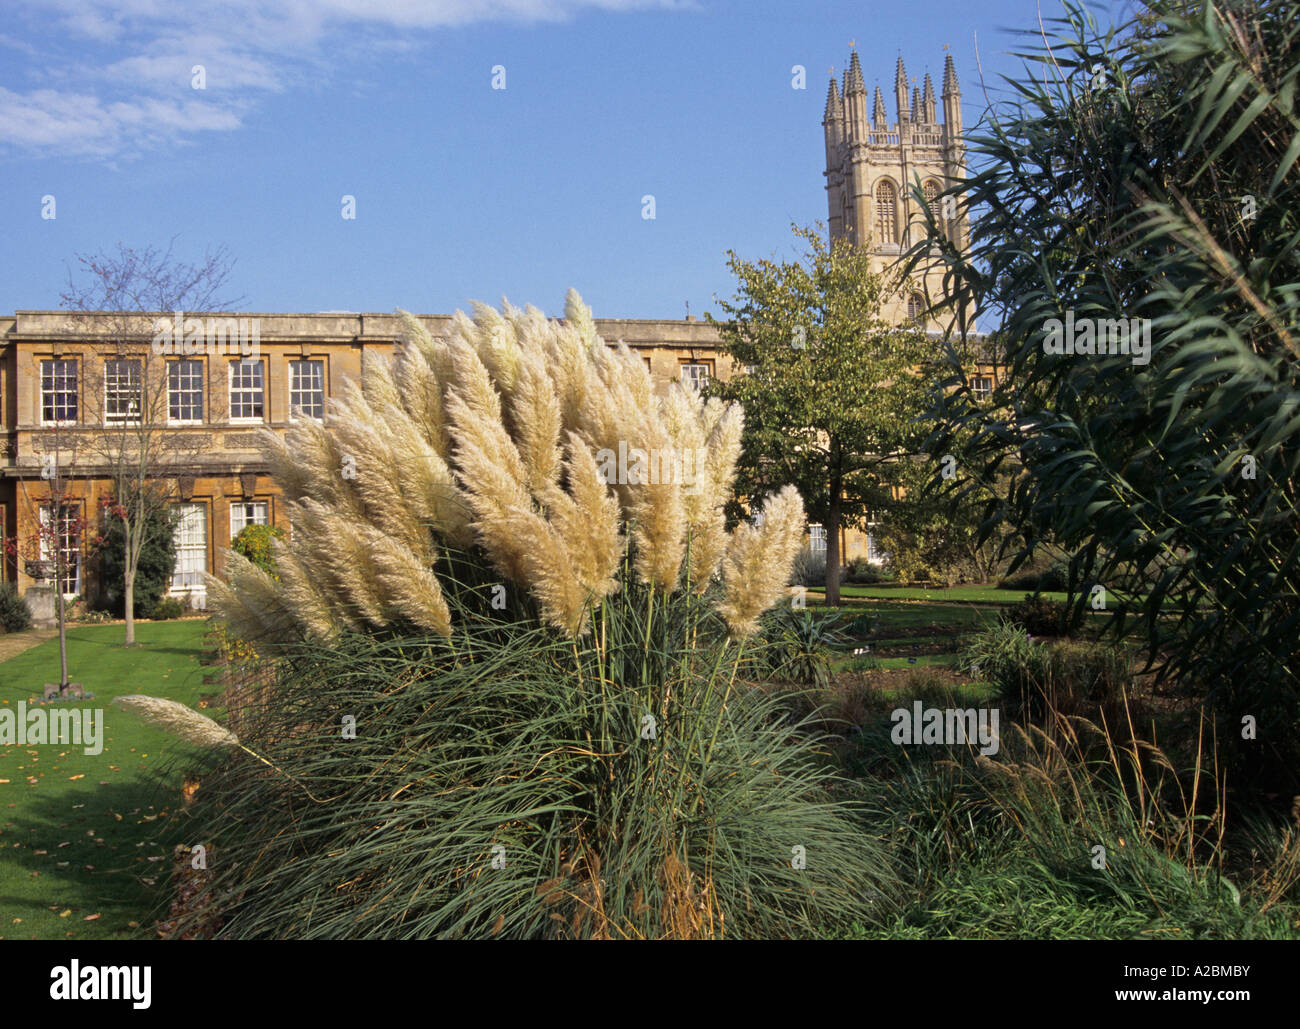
top-left (58, 238), bottom-right (243, 645)
top-left (911, 0), bottom-right (1300, 789)
top-left (6, 417), bottom-right (91, 695)
top-left (705, 224), bottom-right (933, 605)
top-left (96, 496), bottom-right (177, 619)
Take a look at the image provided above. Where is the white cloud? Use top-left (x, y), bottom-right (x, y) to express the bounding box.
top-left (2, 0), bottom-right (686, 158)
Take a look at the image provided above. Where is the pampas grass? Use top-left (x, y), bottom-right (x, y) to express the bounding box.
top-left (212, 291), bottom-right (805, 643)
top-left (115, 695), bottom-right (238, 748)
top-left (115, 694), bottom-right (324, 803)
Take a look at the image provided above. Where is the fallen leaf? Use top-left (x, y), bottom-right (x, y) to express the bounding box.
top-left (83, 914), bottom-right (100, 922)
top-left (58, 909), bottom-right (70, 918)
top-left (68, 774), bottom-right (84, 781)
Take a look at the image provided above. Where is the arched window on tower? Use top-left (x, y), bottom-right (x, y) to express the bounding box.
top-left (923, 180), bottom-right (942, 233)
top-left (874, 180), bottom-right (897, 246)
top-left (907, 292), bottom-right (925, 323)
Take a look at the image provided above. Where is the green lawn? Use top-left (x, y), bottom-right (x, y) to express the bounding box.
top-left (0, 620), bottom-right (213, 940)
top-left (812, 584), bottom-right (1071, 604)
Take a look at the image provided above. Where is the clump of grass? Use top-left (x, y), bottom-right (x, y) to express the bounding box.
top-left (959, 620), bottom-right (1132, 722)
top-left (172, 560), bottom-right (899, 940)
top-left (835, 683), bottom-right (1300, 939)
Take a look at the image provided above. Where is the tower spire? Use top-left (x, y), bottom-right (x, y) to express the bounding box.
top-left (898, 58), bottom-right (910, 113)
top-left (942, 54), bottom-right (959, 96)
top-left (922, 72), bottom-right (937, 122)
top-left (824, 76), bottom-right (842, 122)
top-left (873, 86), bottom-right (887, 127)
top-left (845, 50), bottom-right (865, 94)
top-left (942, 54), bottom-right (962, 135)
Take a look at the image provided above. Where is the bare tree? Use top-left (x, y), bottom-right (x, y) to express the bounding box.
top-left (59, 239), bottom-right (244, 645)
top-left (9, 404), bottom-right (91, 695)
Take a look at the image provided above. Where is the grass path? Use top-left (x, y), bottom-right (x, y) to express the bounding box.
top-left (0, 627), bottom-right (58, 664)
top-left (0, 620), bottom-right (212, 940)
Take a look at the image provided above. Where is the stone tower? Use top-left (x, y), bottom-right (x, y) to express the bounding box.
top-left (823, 50), bottom-right (970, 330)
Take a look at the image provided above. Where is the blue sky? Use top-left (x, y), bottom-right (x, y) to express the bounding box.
top-left (1, 0), bottom-right (1129, 320)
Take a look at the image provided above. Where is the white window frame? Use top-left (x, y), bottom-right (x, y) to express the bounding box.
top-left (680, 362), bottom-right (711, 392)
top-left (40, 358), bottom-right (78, 426)
top-left (103, 358), bottom-right (143, 426)
top-left (288, 359), bottom-right (325, 421)
top-left (230, 500), bottom-right (269, 540)
top-left (170, 502), bottom-right (208, 599)
top-left (972, 375), bottom-right (994, 401)
top-left (39, 503), bottom-right (82, 597)
top-left (809, 524), bottom-right (827, 554)
top-left (168, 360), bottom-right (205, 425)
top-left (229, 358), bottom-right (265, 424)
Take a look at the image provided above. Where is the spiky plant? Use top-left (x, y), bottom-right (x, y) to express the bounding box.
top-left (905, 0), bottom-right (1300, 792)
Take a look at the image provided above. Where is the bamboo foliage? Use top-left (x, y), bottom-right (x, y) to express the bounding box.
top-left (210, 291), bottom-right (805, 640)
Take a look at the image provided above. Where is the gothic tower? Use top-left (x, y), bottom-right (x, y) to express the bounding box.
top-left (823, 50), bottom-right (970, 330)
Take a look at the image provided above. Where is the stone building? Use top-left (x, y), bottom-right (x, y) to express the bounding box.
top-left (0, 310), bottom-right (728, 610)
top-left (823, 50), bottom-right (972, 331)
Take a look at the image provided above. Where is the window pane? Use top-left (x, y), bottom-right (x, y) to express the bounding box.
top-left (230, 360), bottom-right (264, 420)
top-left (41, 359), bottom-right (78, 423)
top-left (289, 360), bottom-right (324, 419)
top-left (104, 359), bottom-right (143, 424)
top-left (230, 500), bottom-right (269, 540)
top-left (680, 363), bottom-right (710, 391)
top-left (168, 361), bottom-right (204, 422)
top-left (39, 503), bottom-right (81, 595)
top-left (170, 503), bottom-right (208, 589)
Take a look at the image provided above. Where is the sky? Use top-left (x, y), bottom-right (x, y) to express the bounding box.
top-left (0, 0), bottom-right (1133, 321)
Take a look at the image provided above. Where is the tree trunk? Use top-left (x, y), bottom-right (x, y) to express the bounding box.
top-left (124, 569), bottom-right (135, 646)
top-left (826, 485), bottom-right (842, 607)
top-left (57, 583), bottom-right (68, 689)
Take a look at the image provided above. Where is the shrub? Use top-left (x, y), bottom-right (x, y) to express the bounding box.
top-left (1007, 592), bottom-right (1077, 637)
top-left (756, 606), bottom-right (851, 689)
top-left (845, 557), bottom-right (892, 584)
top-left (960, 620), bottom-right (1051, 719)
top-left (998, 560), bottom-right (1068, 593)
top-left (97, 504), bottom-right (177, 620)
top-left (960, 621), bottom-right (1132, 722)
top-left (789, 547), bottom-right (847, 589)
top-left (150, 596), bottom-right (187, 621)
top-left (789, 546), bottom-right (825, 588)
top-left (231, 524), bottom-right (286, 579)
top-left (928, 0), bottom-right (1300, 792)
top-left (0, 582), bottom-right (32, 633)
